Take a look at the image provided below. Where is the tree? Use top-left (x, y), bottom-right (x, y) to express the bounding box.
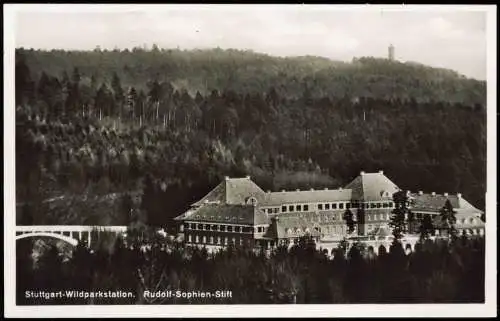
top-left (112, 72), bottom-right (124, 121)
top-left (439, 199), bottom-right (457, 241)
top-left (407, 210), bottom-right (416, 234)
top-left (390, 191), bottom-right (409, 242)
top-left (356, 207), bottom-right (366, 236)
top-left (419, 214), bottom-right (434, 241)
top-left (120, 193), bottom-right (134, 226)
top-left (15, 56), bottom-right (35, 106)
top-left (343, 209), bottom-right (355, 235)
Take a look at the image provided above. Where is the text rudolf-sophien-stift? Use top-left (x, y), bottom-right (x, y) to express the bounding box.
top-left (143, 290), bottom-right (233, 300)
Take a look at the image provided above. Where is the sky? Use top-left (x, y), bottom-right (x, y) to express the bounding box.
top-left (13, 5), bottom-right (488, 80)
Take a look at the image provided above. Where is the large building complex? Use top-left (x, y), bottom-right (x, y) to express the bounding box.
top-left (174, 171), bottom-right (485, 250)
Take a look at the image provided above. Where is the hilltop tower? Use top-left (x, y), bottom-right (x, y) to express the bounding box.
top-left (388, 44), bottom-right (395, 61)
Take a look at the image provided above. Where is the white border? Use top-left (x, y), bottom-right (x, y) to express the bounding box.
top-left (4, 4), bottom-right (497, 318)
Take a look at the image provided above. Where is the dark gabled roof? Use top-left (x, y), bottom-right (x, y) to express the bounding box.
top-left (191, 177), bottom-right (265, 207)
top-left (409, 193), bottom-right (483, 215)
top-left (344, 171), bottom-right (400, 201)
top-left (174, 204), bottom-right (269, 226)
top-left (260, 188), bottom-right (352, 207)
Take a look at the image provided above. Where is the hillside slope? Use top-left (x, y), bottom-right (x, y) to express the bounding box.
top-left (17, 48), bottom-right (486, 106)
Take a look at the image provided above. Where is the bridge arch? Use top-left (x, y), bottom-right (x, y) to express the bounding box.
top-left (16, 232), bottom-right (79, 246)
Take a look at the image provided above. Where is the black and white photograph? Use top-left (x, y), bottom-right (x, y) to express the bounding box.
top-left (4, 4), bottom-right (497, 318)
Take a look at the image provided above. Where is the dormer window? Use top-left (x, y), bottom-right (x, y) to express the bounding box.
top-left (246, 197), bottom-right (258, 206)
top-left (381, 191), bottom-right (391, 198)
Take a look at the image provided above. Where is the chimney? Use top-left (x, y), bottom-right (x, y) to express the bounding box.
top-left (281, 189), bottom-right (286, 192)
top-left (379, 170), bottom-right (384, 174)
top-left (360, 171), bottom-right (365, 175)
top-left (296, 189), bottom-right (300, 192)
top-left (339, 187), bottom-right (343, 190)
top-left (266, 190), bottom-right (271, 194)
top-left (245, 175), bottom-right (251, 180)
top-left (457, 193), bottom-right (462, 198)
top-left (431, 192), bottom-right (436, 196)
top-left (224, 176), bottom-right (229, 181)
top-left (324, 188), bottom-right (329, 190)
top-left (310, 188), bottom-right (314, 191)
top-left (444, 192), bottom-right (448, 197)
top-left (418, 191), bottom-right (423, 195)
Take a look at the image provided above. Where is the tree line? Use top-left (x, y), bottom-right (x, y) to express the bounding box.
top-left (16, 229), bottom-right (485, 305)
top-left (16, 47), bottom-right (486, 106)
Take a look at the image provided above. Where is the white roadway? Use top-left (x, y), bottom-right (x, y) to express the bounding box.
top-left (15, 225), bottom-right (128, 232)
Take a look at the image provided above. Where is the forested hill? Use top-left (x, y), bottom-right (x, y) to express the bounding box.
top-left (17, 47), bottom-right (485, 106)
top-left (15, 47), bottom-right (486, 226)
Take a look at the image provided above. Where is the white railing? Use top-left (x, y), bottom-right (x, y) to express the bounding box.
top-left (15, 225), bottom-right (128, 233)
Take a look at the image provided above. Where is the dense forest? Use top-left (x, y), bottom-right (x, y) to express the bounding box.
top-left (15, 47), bottom-right (486, 227)
top-left (16, 233), bottom-right (485, 304)
top-left (18, 47), bottom-right (485, 105)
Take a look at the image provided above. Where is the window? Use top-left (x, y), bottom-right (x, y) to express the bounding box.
top-left (217, 237), bottom-right (221, 245)
top-left (318, 204), bottom-right (323, 210)
top-left (325, 204), bottom-right (330, 210)
top-left (332, 203), bottom-right (337, 209)
top-left (297, 205), bottom-right (302, 211)
top-left (339, 203), bottom-right (344, 209)
top-left (382, 203), bottom-right (388, 208)
top-left (224, 237), bottom-right (228, 245)
top-left (197, 224), bottom-right (202, 230)
top-left (289, 205), bottom-right (294, 212)
top-left (352, 203), bottom-right (358, 209)
top-left (210, 236), bottom-right (214, 244)
top-left (202, 236), bottom-right (206, 243)
top-left (188, 234), bottom-right (192, 243)
top-left (304, 205), bottom-right (309, 211)
top-left (239, 238), bottom-right (243, 246)
top-left (195, 235), bottom-right (199, 243)
top-left (227, 226), bottom-right (233, 232)
top-left (371, 203), bottom-right (376, 209)
top-left (377, 203), bottom-right (382, 208)
top-left (389, 202), bottom-right (393, 208)
top-left (282, 206), bottom-right (287, 212)
top-left (346, 203), bottom-right (351, 209)
top-left (211, 225), bottom-right (217, 231)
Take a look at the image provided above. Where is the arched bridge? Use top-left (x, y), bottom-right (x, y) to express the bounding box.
top-left (15, 225), bottom-right (128, 247)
